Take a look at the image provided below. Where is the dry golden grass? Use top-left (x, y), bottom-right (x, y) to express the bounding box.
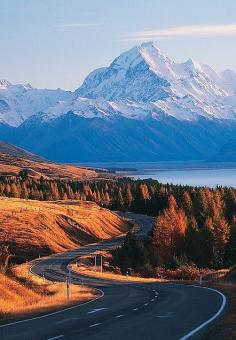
top-left (0, 197), bottom-right (130, 260)
top-left (73, 264), bottom-right (160, 283)
top-left (71, 251), bottom-right (160, 283)
top-left (0, 262), bottom-right (96, 320)
top-left (0, 152), bottom-right (98, 179)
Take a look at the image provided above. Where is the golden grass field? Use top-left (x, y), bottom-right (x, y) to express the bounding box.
top-left (0, 197), bottom-right (130, 260)
top-left (0, 262), bottom-right (96, 320)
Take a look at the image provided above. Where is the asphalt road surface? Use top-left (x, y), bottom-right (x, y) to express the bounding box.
top-left (0, 213), bottom-right (226, 340)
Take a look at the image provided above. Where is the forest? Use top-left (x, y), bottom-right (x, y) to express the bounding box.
top-left (0, 175), bottom-right (236, 270)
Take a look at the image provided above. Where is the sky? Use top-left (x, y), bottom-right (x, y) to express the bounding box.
top-left (1, 0), bottom-right (236, 90)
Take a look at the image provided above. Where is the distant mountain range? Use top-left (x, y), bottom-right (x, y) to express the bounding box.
top-left (1, 42), bottom-right (236, 162)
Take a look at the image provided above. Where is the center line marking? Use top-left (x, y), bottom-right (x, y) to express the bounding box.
top-left (115, 314), bottom-right (124, 318)
top-left (133, 308), bottom-right (139, 311)
top-left (151, 299), bottom-right (155, 301)
top-left (88, 308), bottom-right (108, 314)
top-left (144, 303), bottom-right (149, 306)
top-left (89, 323), bottom-right (101, 328)
top-left (47, 336), bottom-right (64, 340)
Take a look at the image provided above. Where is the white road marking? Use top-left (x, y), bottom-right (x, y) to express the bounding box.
top-left (151, 299), bottom-right (155, 302)
top-left (156, 312), bottom-right (175, 318)
top-left (47, 335), bottom-right (64, 340)
top-left (89, 323), bottom-right (101, 328)
top-left (88, 308), bottom-right (108, 314)
top-left (133, 308), bottom-right (139, 311)
top-left (179, 286), bottom-right (227, 340)
top-left (144, 303), bottom-right (149, 306)
top-left (54, 317), bottom-right (79, 325)
top-left (115, 314), bottom-right (124, 318)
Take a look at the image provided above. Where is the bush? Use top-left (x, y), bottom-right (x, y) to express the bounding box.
top-left (154, 265), bottom-right (202, 280)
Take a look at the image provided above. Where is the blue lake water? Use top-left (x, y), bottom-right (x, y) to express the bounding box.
top-left (78, 162), bottom-right (236, 188)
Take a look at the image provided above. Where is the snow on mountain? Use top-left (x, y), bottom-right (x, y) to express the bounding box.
top-left (68, 42), bottom-right (235, 122)
top-left (1, 42), bottom-right (236, 127)
top-left (221, 70), bottom-right (236, 94)
top-left (0, 81), bottom-right (72, 126)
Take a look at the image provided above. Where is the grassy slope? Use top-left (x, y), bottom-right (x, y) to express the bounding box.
top-left (0, 140), bottom-right (100, 179)
top-left (0, 262), bottom-right (96, 320)
top-left (0, 197), bottom-right (129, 260)
top-left (0, 141), bottom-right (45, 162)
top-left (0, 152), bottom-right (98, 179)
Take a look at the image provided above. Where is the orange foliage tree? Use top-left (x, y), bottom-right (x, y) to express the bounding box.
top-left (152, 195), bottom-right (187, 262)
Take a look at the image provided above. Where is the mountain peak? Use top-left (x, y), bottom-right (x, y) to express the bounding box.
top-left (0, 79), bottom-right (11, 90)
top-left (139, 41), bottom-right (161, 54)
top-left (76, 41), bottom-right (171, 102)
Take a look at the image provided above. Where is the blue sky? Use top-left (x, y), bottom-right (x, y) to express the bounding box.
top-left (1, 0), bottom-right (236, 90)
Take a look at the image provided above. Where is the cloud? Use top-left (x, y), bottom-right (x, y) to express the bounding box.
top-left (57, 23), bottom-right (101, 28)
top-left (126, 24), bottom-right (236, 41)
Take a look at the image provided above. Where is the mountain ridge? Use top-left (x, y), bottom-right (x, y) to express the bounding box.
top-left (1, 42), bottom-right (236, 162)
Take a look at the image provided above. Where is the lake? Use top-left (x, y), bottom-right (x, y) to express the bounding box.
top-left (78, 162), bottom-right (236, 188)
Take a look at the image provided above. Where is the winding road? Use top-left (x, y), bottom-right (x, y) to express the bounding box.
top-left (0, 213), bottom-right (226, 340)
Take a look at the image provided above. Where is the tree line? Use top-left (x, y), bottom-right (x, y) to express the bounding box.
top-left (0, 175), bottom-right (236, 269)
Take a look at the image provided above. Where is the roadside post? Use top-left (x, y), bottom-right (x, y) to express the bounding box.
top-left (199, 273), bottom-right (203, 286)
top-left (94, 255), bottom-right (97, 271)
top-left (68, 265), bottom-right (72, 284)
top-left (66, 276), bottom-right (70, 301)
top-left (101, 255), bottom-right (103, 273)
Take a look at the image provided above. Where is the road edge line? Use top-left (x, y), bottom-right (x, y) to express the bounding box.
top-left (178, 284), bottom-right (227, 339)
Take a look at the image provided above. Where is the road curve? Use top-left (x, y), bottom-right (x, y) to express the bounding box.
top-left (0, 213), bottom-right (226, 340)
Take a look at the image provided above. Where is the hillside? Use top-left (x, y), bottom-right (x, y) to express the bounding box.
top-left (0, 198), bottom-right (130, 262)
top-left (210, 139), bottom-right (236, 161)
top-left (0, 141), bottom-right (44, 162)
top-left (0, 140), bottom-right (99, 179)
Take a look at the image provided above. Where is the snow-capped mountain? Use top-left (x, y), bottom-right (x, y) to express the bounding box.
top-left (0, 80), bottom-right (72, 126)
top-left (221, 69), bottom-right (236, 94)
top-left (1, 42), bottom-right (236, 162)
top-left (44, 42), bottom-right (236, 123)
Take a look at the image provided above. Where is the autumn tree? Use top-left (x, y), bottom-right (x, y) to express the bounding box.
top-left (152, 195), bottom-right (187, 262)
